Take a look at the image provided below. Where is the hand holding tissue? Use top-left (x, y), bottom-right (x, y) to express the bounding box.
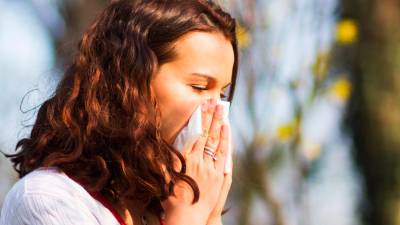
top-left (172, 100), bottom-right (233, 174)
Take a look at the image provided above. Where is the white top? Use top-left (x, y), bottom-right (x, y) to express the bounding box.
top-left (0, 167), bottom-right (119, 225)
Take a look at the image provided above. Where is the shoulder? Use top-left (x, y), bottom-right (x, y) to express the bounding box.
top-left (0, 167), bottom-right (118, 225)
top-left (4, 167), bottom-right (84, 200)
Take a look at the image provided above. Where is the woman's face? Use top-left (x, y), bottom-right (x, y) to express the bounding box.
top-left (151, 31), bottom-right (234, 144)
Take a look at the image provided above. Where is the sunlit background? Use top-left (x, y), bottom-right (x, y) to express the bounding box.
top-left (1, 1), bottom-right (399, 225)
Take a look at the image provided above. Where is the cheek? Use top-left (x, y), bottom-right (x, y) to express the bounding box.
top-left (154, 82), bottom-right (202, 139)
top-left (163, 86), bottom-right (199, 124)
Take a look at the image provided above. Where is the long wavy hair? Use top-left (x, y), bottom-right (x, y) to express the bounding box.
top-left (6, 0), bottom-right (238, 214)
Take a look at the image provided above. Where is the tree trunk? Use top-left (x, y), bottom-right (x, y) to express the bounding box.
top-left (343, 0), bottom-right (400, 224)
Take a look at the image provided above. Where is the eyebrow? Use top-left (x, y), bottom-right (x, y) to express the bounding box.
top-left (190, 73), bottom-right (232, 89)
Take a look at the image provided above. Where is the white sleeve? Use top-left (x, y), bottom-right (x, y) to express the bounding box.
top-left (0, 193), bottom-right (99, 225)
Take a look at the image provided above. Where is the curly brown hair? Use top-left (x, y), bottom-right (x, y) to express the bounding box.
top-left (5, 0), bottom-right (238, 214)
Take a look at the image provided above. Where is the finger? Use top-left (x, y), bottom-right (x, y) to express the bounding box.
top-left (191, 132), bottom-right (208, 163)
top-left (203, 104), bottom-right (223, 163)
top-left (214, 172), bottom-right (233, 213)
top-left (192, 98), bottom-right (216, 158)
top-left (203, 149), bottom-right (216, 166)
top-left (214, 123), bottom-right (229, 172)
top-left (201, 98), bottom-right (217, 138)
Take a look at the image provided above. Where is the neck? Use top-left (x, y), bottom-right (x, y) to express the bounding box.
top-left (114, 200), bottom-right (147, 225)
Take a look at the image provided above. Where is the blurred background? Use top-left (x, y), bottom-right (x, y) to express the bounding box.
top-left (0, 0), bottom-right (399, 225)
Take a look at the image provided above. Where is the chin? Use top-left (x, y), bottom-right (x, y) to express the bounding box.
top-left (163, 130), bottom-right (178, 145)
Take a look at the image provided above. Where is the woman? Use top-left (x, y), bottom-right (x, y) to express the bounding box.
top-left (0, 0), bottom-right (238, 224)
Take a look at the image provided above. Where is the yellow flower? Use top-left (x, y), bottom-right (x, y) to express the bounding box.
top-left (236, 22), bottom-right (251, 49)
top-left (329, 77), bottom-right (352, 102)
top-left (277, 119), bottom-right (300, 141)
top-left (278, 125), bottom-right (294, 141)
top-left (336, 19), bottom-right (358, 45)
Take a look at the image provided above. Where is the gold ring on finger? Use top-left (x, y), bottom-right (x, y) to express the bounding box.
top-left (204, 147), bottom-right (216, 158)
top-left (204, 150), bottom-right (215, 158)
top-left (204, 149), bottom-right (215, 156)
top-left (204, 145), bottom-right (215, 154)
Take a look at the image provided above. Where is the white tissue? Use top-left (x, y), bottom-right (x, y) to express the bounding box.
top-left (172, 100), bottom-right (232, 174)
top-left (172, 104), bottom-right (203, 152)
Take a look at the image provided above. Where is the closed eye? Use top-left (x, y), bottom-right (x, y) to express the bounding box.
top-left (191, 85), bottom-right (227, 99)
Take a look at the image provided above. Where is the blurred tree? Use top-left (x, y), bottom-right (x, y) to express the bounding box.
top-left (342, 0), bottom-right (400, 225)
top-left (225, 0), bottom-right (349, 224)
top-left (55, 0), bottom-right (108, 67)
